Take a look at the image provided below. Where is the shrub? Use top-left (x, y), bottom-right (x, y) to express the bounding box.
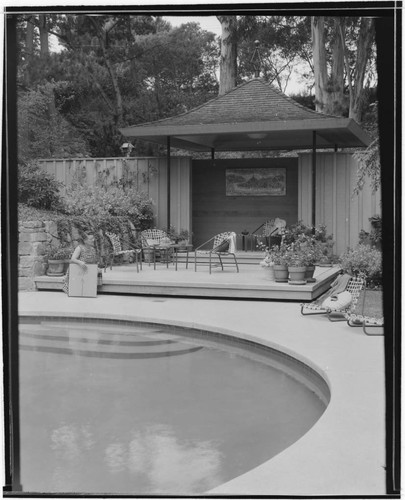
top-left (18, 161), bottom-right (64, 211)
top-left (359, 215), bottom-right (382, 249)
top-left (62, 185), bottom-right (154, 230)
top-left (280, 222), bottom-right (334, 260)
top-left (339, 244), bottom-right (382, 280)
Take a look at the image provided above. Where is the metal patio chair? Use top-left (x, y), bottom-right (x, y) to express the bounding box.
top-left (252, 218), bottom-right (286, 249)
top-left (301, 275), bottom-right (365, 321)
top-left (105, 232), bottom-right (142, 273)
top-left (194, 231), bottom-right (239, 274)
top-left (140, 229), bottom-right (174, 267)
top-left (346, 279), bottom-right (384, 335)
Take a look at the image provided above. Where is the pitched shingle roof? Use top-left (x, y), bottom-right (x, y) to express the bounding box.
top-left (120, 78), bottom-right (371, 151)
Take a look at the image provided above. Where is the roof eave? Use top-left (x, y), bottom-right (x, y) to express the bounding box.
top-left (123, 118), bottom-right (368, 141)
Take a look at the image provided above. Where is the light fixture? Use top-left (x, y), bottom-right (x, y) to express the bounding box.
top-left (120, 142), bottom-right (134, 157)
top-left (247, 133), bottom-right (267, 140)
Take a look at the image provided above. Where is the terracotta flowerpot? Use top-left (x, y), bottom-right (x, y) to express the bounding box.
top-left (305, 265), bottom-right (316, 282)
top-left (273, 264), bottom-right (289, 282)
top-left (264, 264), bottom-right (275, 281)
top-left (143, 248), bottom-right (156, 263)
top-left (47, 259), bottom-right (65, 276)
top-left (288, 266), bottom-right (307, 284)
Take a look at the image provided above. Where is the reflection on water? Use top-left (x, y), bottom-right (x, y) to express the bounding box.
top-left (47, 422), bottom-right (223, 493)
top-left (105, 424), bottom-right (223, 493)
top-left (19, 319), bottom-right (327, 494)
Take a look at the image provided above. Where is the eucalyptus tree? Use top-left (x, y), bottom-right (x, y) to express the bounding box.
top-left (217, 15), bottom-right (376, 122)
top-left (311, 16), bottom-right (376, 122)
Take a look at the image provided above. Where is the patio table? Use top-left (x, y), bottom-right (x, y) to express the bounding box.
top-left (150, 244), bottom-right (192, 270)
top-left (172, 243), bottom-right (192, 270)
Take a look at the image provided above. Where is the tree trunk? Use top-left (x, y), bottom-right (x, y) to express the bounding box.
top-left (329, 17), bottom-right (345, 115)
top-left (311, 17), bottom-right (329, 113)
top-left (350, 18), bottom-right (375, 122)
top-left (24, 16), bottom-right (35, 87)
top-left (38, 14), bottom-right (49, 56)
top-left (90, 17), bottom-right (124, 126)
top-left (217, 16), bottom-right (238, 95)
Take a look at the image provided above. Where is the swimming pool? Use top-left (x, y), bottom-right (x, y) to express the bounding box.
top-left (18, 316), bottom-right (330, 495)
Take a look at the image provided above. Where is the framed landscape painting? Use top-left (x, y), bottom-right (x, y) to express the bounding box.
top-left (226, 168), bottom-right (286, 196)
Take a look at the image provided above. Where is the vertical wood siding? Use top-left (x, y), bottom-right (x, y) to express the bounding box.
top-left (37, 157), bottom-right (192, 237)
top-left (192, 158), bottom-right (298, 247)
top-left (298, 152), bottom-right (382, 255)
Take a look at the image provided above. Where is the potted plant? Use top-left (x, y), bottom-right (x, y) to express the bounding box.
top-left (269, 245), bottom-right (289, 282)
top-left (259, 245), bottom-right (275, 281)
top-left (168, 226), bottom-right (191, 246)
top-left (285, 247), bottom-right (307, 284)
top-left (45, 245), bottom-right (73, 276)
top-left (298, 237), bottom-right (324, 282)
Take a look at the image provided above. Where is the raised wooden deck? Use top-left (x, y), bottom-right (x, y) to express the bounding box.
top-left (34, 252), bottom-right (340, 302)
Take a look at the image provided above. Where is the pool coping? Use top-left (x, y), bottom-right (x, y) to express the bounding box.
top-left (17, 292), bottom-right (386, 496)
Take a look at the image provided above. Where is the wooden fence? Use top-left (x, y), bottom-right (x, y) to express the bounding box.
top-left (298, 152), bottom-right (381, 255)
top-left (37, 156), bottom-right (193, 235)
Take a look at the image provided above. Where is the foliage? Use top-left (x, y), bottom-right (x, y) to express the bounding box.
top-left (268, 244), bottom-right (290, 266)
top-left (352, 137), bottom-right (381, 194)
top-left (62, 184), bottom-right (154, 229)
top-left (339, 244), bottom-right (382, 280)
top-left (359, 214), bottom-right (382, 248)
top-left (279, 221), bottom-right (334, 262)
top-left (45, 244), bottom-right (73, 260)
top-left (167, 225), bottom-right (191, 243)
top-left (18, 161), bottom-right (64, 210)
top-left (17, 83), bottom-right (90, 161)
top-left (259, 221), bottom-right (334, 269)
top-left (283, 246), bottom-right (307, 267)
top-left (237, 16), bottom-right (313, 93)
top-left (16, 15), bottom-right (219, 157)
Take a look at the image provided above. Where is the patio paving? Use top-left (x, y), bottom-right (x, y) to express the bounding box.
top-left (17, 290), bottom-right (386, 496)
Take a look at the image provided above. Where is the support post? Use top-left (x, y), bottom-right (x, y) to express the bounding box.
top-left (312, 131), bottom-right (317, 228)
top-left (167, 137), bottom-right (171, 232)
top-left (3, 14), bottom-right (22, 493)
top-left (211, 148), bottom-right (215, 160)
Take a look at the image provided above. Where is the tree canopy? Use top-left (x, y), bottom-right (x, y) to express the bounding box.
top-left (16, 11), bottom-right (378, 184)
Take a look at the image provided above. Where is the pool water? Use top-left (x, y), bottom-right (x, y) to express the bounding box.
top-left (18, 317), bottom-right (329, 495)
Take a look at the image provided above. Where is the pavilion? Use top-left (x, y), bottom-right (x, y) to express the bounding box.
top-left (120, 77), bottom-right (372, 245)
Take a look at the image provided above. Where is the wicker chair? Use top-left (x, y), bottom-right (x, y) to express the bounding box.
top-left (194, 232), bottom-right (239, 274)
top-left (105, 232), bottom-right (142, 273)
top-left (140, 229), bottom-right (174, 267)
top-left (301, 275), bottom-right (365, 321)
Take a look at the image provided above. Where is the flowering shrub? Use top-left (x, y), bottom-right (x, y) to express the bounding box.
top-left (279, 221), bottom-right (334, 263)
top-left (339, 244), bottom-right (382, 280)
top-left (269, 244), bottom-right (290, 266)
top-left (63, 185), bottom-right (154, 230)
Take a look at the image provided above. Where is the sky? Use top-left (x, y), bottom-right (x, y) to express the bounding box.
top-left (164, 15), bottom-right (222, 37)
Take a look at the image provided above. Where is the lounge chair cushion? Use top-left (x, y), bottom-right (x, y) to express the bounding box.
top-left (322, 291), bottom-right (352, 311)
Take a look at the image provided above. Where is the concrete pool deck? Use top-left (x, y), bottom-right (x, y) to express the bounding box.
top-left (17, 291), bottom-right (386, 496)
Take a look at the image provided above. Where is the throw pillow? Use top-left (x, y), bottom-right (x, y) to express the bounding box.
top-left (322, 291), bottom-right (352, 311)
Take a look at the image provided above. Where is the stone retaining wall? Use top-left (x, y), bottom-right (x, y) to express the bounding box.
top-left (19, 219), bottom-right (136, 291)
top-left (18, 220), bottom-right (61, 291)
